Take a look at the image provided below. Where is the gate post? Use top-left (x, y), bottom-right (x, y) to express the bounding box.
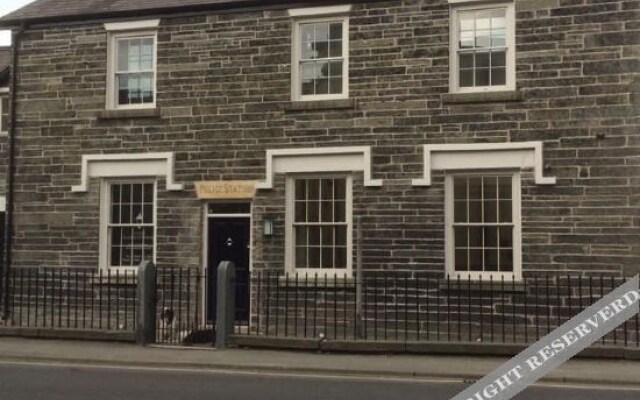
top-left (215, 261), bottom-right (236, 349)
top-left (136, 261), bottom-right (157, 346)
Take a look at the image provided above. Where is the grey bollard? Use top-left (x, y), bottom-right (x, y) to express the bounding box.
top-left (215, 261), bottom-right (236, 349)
top-left (136, 261), bottom-right (157, 345)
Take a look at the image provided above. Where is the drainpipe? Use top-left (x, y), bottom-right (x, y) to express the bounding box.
top-left (1, 24), bottom-right (26, 322)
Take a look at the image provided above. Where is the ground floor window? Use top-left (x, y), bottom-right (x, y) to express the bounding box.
top-left (446, 172), bottom-right (521, 280)
top-left (101, 181), bottom-right (156, 269)
top-left (287, 176), bottom-right (352, 274)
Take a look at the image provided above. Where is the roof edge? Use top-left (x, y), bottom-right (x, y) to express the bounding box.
top-left (0, 0), bottom-right (349, 29)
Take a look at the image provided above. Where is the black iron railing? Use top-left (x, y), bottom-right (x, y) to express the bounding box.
top-left (2, 267), bottom-right (137, 332)
top-left (234, 272), bottom-right (640, 348)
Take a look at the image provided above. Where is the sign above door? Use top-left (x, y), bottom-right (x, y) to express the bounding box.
top-left (195, 181), bottom-right (257, 200)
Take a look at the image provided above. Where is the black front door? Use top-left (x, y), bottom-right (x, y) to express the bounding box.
top-left (207, 217), bottom-right (250, 324)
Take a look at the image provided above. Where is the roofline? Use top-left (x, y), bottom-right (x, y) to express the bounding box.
top-left (0, 0), bottom-right (359, 29)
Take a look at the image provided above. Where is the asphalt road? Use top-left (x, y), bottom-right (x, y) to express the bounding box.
top-left (0, 362), bottom-right (637, 400)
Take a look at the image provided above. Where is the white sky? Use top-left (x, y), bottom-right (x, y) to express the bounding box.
top-left (1, 0), bottom-right (37, 46)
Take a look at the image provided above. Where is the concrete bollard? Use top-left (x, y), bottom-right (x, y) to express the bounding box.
top-left (136, 261), bottom-right (157, 346)
top-left (215, 261), bottom-right (236, 349)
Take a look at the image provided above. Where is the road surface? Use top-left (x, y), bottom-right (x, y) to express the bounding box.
top-left (0, 362), bottom-right (636, 400)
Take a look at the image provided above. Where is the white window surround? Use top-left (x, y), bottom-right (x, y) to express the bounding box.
top-left (287, 5), bottom-right (352, 17)
top-left (104, 19), bottom-right (160, 31)
top-left (105, 23), bottom-right (158, 110)
top-left (445, 172), bottom-right (522, 281)
top-left (291, 16), bottom-right (349, 102)
top-left (285, 174), bottom-right (353, 277)
top-left (99, 179), bottom-right (157, 271)
top-left (256, 146), bottom-right (382, 190)
top-left (0, 196), bottom-right (5, 212)
top-left (449, 1), bottom-right (516, 93)
top-left (411, 142), bottom-right (556, 186)
top-left (71, 152), bottom-right (184, 193)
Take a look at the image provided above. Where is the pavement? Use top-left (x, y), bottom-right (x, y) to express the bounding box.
top-left (0, 337), bottom-right (638, 388)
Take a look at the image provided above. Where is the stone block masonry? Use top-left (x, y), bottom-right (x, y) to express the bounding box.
top-left (6, 0), bottom-right (640, 280)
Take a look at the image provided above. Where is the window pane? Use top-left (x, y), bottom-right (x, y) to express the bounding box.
top-left (475, 68), bottom-right (490, 86)
top-left (499, 226), bottom-right (513, 248)
top-left (492, 68), bottom-right (506, 85)
top-left (309, 226), bottom-right (320, 246)
top-left (455, 249), bottom-right (468, 271)
top-left (308, 247), bottom-right (321, 269)
top-left (484, 248), bottom-right (499, 271)
top-left (335, 226), bottom-right (347, 247)
top-left (484, 226), bottom-right (498, 248)
top-left (491, 51), bottom-right (506, 67)
top-left (330, 22), bottom-right (343, 40)
top-left (491, 29), bottom-right (506, 47)
top-left (459, 31), bottom-right (475, 49)
top-left (454, 226), bottom-right (468, 248)
top-left (476, 11), bottom-right (491, 30)
top-left (460, 53), bottom-right (474, 69)
top-left (468, 177), bottom-right (482, 199)
top-left (468, 201), bottom-right (482, 223)
top-left (499, 199), bottom-right (512, 223)
top-left (334, 179), bottom-right (346, 200)
top-left (499, 248), bottom-right (513, 272)
top-left (475, 30), bottom-right (491, 48)
top-left (329, 40), bottom-right (342, 58)
top-left (460, 13), bottom-right (475, 31)
top-left (315, 77), bottom-right (329, 95)
top-left (117, 40), bottom-right (129, 71)
top-left (484, 199), bottom-right (497, 223)
top-left (295, 226), bottom-right (308, 246)
top-left (460, 69), bottom-right (474, 87)
top-left (454, 200), bottom-right (467, 223)
top-left (330, 78), bottom-right (343, 94)
top-left (308, 201), bottom-right (319, 222)
top-left (296, 247), bottom-right (308, 268)
top-left (469, 226), bottom-right (482, 248)
top-left (335, 247), bottom-right (347, 269)
top-left (295, 201), bottom-right (307, 222)
top-left (469, 249), bottom-right (483, 271)
top-left (476, 52), bottom-right (490, 68)
top-left (307, 179), bottom-right (320, 200)
top-left (329, 61), bottom-right (342, 78)
top-left (321, 201), bottom-right (334, 222)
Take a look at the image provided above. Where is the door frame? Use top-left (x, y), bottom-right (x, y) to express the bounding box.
top-left (201, 201), bottom-right (253, 326)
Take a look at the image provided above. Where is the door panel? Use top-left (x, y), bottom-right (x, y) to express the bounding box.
top-left (206, 217), bottom-right (250, 323)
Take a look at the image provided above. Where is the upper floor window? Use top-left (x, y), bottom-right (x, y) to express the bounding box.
top-left (292, 17), bottom-right (349, 101)
top-left (105, 20), bottom-right (159, 110)
top-left (450, 2), bottom-right (515, 93)
top-left (0, 94), bottom-right (8, 135)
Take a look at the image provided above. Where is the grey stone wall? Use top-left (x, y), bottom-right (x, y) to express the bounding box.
top-left (8, 0), bottom-right (640, 276)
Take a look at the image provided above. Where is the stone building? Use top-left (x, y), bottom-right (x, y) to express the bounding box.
top-left (0, 0), bottom-right (637, 326)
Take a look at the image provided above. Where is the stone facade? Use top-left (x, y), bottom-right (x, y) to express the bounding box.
top-left (7, 0), bottom-right (640, 280)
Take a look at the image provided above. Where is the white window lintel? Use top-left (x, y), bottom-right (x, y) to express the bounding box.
top-left (72, 152), bottom-right (183, 192)
top-left (412, 142), bottom-right (556, 186)
top-left (288, 5), bottom-right (352, 17)
top-left (256, 146), bottom-right (382, 190)
top-left (104, 19), bottom-right (160, 32)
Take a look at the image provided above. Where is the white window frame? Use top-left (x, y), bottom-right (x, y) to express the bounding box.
top-left (285, 174), bottom-right (353, 277)
top-left (449, 1), bottom-right (516, 94)
top-left (291, 16), bottom-right (349, 102)
top-left (0, 90), bottom-right (8, 136)
top-left (444, 171), bottom-right (522, 281)
top-left (106, 30), bottom-right (158, 110)
top-left (99, 179), bottom-right (157, 272)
